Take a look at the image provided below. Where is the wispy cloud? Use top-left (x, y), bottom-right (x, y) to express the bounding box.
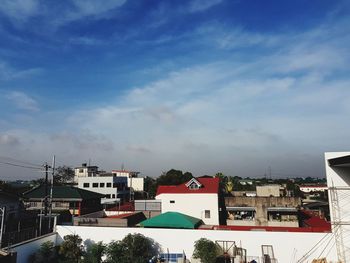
top-left (0, 62), bottom-right (42, 81)
top-left (0, 0), bottom-right (40, 22)
top-left (187, 0), bottom-right (223, 13)
top-left (6, 91), bottom-right (39, 112)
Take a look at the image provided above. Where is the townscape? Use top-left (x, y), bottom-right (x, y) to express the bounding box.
top-left (0, 153), bottom-right (349, 262)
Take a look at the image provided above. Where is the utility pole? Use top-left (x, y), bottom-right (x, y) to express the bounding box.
top-left (44, 163), bottom-right (50, 216)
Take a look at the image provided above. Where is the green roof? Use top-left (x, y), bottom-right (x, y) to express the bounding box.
top-left (23, 185), bottom-right (105, 201)
top-left (140, 212), bottom-right (203, 229)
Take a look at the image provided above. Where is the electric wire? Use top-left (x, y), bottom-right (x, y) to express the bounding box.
top-left (0, 161), bottom-right (44, 170)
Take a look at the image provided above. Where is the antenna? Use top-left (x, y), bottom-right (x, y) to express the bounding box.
top-left (121, 163), bottom-right (124, 171)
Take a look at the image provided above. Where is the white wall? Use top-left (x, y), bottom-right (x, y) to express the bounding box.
top-left (325, 152), bottom-right (350, 262)
top-left (56, 226), bottom-right (337, 262)
top-left (156, 193), bottom-right (219, 225)
top-left (129, 177), bottom-right (144, 191)
top-left (9, 233), bottom-right (57, 263)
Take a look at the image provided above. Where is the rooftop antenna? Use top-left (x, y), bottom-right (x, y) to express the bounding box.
top-left (121, 163), bottom-right (124, 171)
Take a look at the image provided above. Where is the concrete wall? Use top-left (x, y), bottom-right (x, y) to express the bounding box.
top-left (156, 193), bottom-right (219, 225)
top-left (256, 185), bottom-right (281, 197)
top-left (225, 196), bottom-right (301, 226)
top-left (129, 177), bottom-right (144, 192)
top-left (56, 225), bottom-right (337, 262)
top-left (325, 152), bottom-right (350, 262)
top-left (8, 232), bottom-right (57, 263)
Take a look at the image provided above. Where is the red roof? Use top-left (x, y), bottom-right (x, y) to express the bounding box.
top-left (156, 177), bottom-right (220, 195)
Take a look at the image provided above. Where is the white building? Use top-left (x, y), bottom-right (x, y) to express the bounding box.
top-left (111, 170), bottom-right (144, 192)
top-left (77, 176), bottom-right (128, 204)
top-left (74, 163), bottom-right (99, 183)
top-left (299, 184), bottom-right (328, 193)
top-left (155, 177), bottom-right (220, 225)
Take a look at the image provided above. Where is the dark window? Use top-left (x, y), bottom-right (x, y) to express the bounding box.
top-left (113, 183), bottom-right (117, 188)
top-left (106, 194), bottom-right (111, 198)
top-left (83, 183), bottom-right (89, 188)
top-left (107, 183), bottom-right (112, 187)
top-left (100, 183), bottom-right (105, 187)
top-left (205, 210), bottom-right (211, 218)
top-left (79, 169), bottom-right (83, 173)
top-left (112, 194), bottom-right (116, 198)
top-left (92, 183), bottom-right (98, 188)
top-left (170, 200), bottom-right (175, 204)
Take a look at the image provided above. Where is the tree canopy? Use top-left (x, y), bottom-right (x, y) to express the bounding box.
top-left (193, 238), bottom-right (220, 263)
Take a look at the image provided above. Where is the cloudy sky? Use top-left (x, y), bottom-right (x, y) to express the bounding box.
top-left (0, 0), bottom-right (350, 180)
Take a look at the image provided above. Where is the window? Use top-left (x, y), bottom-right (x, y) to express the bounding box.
top-left (205, 210), bottom-right (211, 218)
top-left (92, 183), bottom-right (98, 188)
top-left (79, 169), bottom-right (83, 173)
top-left (83, 183), bottom-right (89, 188)
top-left (107, 183), bottom-right (112, 187)
top-left (170, 200), bottom-right (175, 204)
top-left (106, 194), bottom-right (111, 198)
top-left (189, 182), bottom-right (199, 190)
top-left (112, 194), bottom-right (116, 198)
top-left (100, 183), bottom-right (105, 187)
top-left (113, 183), bottom-right (117, 188)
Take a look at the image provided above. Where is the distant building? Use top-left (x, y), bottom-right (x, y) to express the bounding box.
top-left (77, 176), bottom-right (129, 203)
top-left (156, 177), bottom-right (221, 225)
top-left (299, 184), bottom-right (328, 193)
top-left (0, 190), bottom-right (23, 221)
top-left (23, 185), bottom-right (104, 216)
top-left (111, 170), bottom-right (144, 192)
top-left (74, 163), bottom-right (99, 183)
top-left (256, 185), bottom-right (284, 197)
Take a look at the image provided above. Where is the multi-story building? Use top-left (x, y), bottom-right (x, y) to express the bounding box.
top-left (74, 163), bottom-right (99, 183)
top-left (77, 176), bottom-right (129, 203)
top-left (111, 170), bottom-right (144, 192)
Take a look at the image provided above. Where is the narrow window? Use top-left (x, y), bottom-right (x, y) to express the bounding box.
top-left (112, 194), bottom-right (116, 198)
top-left (205, 210), bottom-right (211, 218)
top-left (170, 200), bottom-right (175, 204)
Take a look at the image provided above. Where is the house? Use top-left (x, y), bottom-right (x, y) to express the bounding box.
top-left (23, 185), bottom-right (104, 216)
top-left (155, 177), bottom-right (221, 225)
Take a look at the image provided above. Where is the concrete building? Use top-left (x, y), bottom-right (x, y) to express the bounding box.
top-left (74, 163), bottom-right (99, 183)
top-left (256, 184), bottom-right (284, 197)
top-left (225, 195), bottom-right (301, 227)
top-left (77, 176), bottom-right (129, 203)
top-left (111, 170), bottom-right (144, 192)
top-left (156, 177), bottom-right (221, 225)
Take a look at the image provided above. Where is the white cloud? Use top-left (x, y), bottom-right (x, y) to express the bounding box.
top-left (0, 0), bottom-right (40, 22)
top-left (0, 133), bottom-right (19, 145)
top-left (0, 61), bottom-right (42, 81)
top-left (6, 91), bottom-right (39, 112)
top-left (188, 0), bottom-right (223, 13)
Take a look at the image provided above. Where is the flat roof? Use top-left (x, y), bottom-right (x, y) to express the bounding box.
top-left (226, 207), bottom-right (255, 211)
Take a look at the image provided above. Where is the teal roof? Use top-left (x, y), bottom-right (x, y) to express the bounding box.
top-left (23, 185), bottom-right (105, 200)
top-left (140, 212), bottom-right (203, 229)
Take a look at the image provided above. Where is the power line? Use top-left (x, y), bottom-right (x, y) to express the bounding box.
top-left (0, 156), bottom-right (42, 168)
top-left (0, 161), bottom-right (44, 170)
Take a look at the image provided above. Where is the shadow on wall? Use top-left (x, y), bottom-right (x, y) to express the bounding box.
top-left (330, 167), bottom-right (350, 186)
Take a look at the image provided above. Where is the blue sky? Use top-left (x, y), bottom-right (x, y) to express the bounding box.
top-left (0, 0), bottom-right (350, 179)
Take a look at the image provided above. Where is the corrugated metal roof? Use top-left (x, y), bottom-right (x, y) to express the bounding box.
top-left (140, 212), bottom-right (203, 229)
top-left (156, 177), bottom-right (219, 195)
top-left (23, 185), bottom-right (105, 200)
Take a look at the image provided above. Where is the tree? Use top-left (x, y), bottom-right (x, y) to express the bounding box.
top-left (193, 238), bottom-right (220, 263)
top-left (29, 241), bottom-right (58, 263)
top-left (54, 166), bottom-right (75, 185)
top-left (105, 240), bottom-right (126, 263)
top-left (105, 233), bottom-right (159, 263)
top-left (121, 233), bottom-right (158, 263)
top-left (83, 242), bottom-right (105, 263)
top-left (59, 234), bottom-right (83, 262)
top-left (157, 169), bottom-right (192, 186)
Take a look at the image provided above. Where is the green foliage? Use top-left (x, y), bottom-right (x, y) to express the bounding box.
top-left (59, 234), bottom-right (83, 262)
top-left (193, 238), bottom-right (220, 263)
top-left (54, 166), bottom-right (75, 185)
top-left (105, 233), bottom-right (158, 263)
top-left (29, 241), bottom-right (58, 263)
top-left (83, 242), bottom-right (105, 263)
top-left (157, 169), bottom-right (193, 186)
top-left (105, 240), bottom-right (126, 263)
